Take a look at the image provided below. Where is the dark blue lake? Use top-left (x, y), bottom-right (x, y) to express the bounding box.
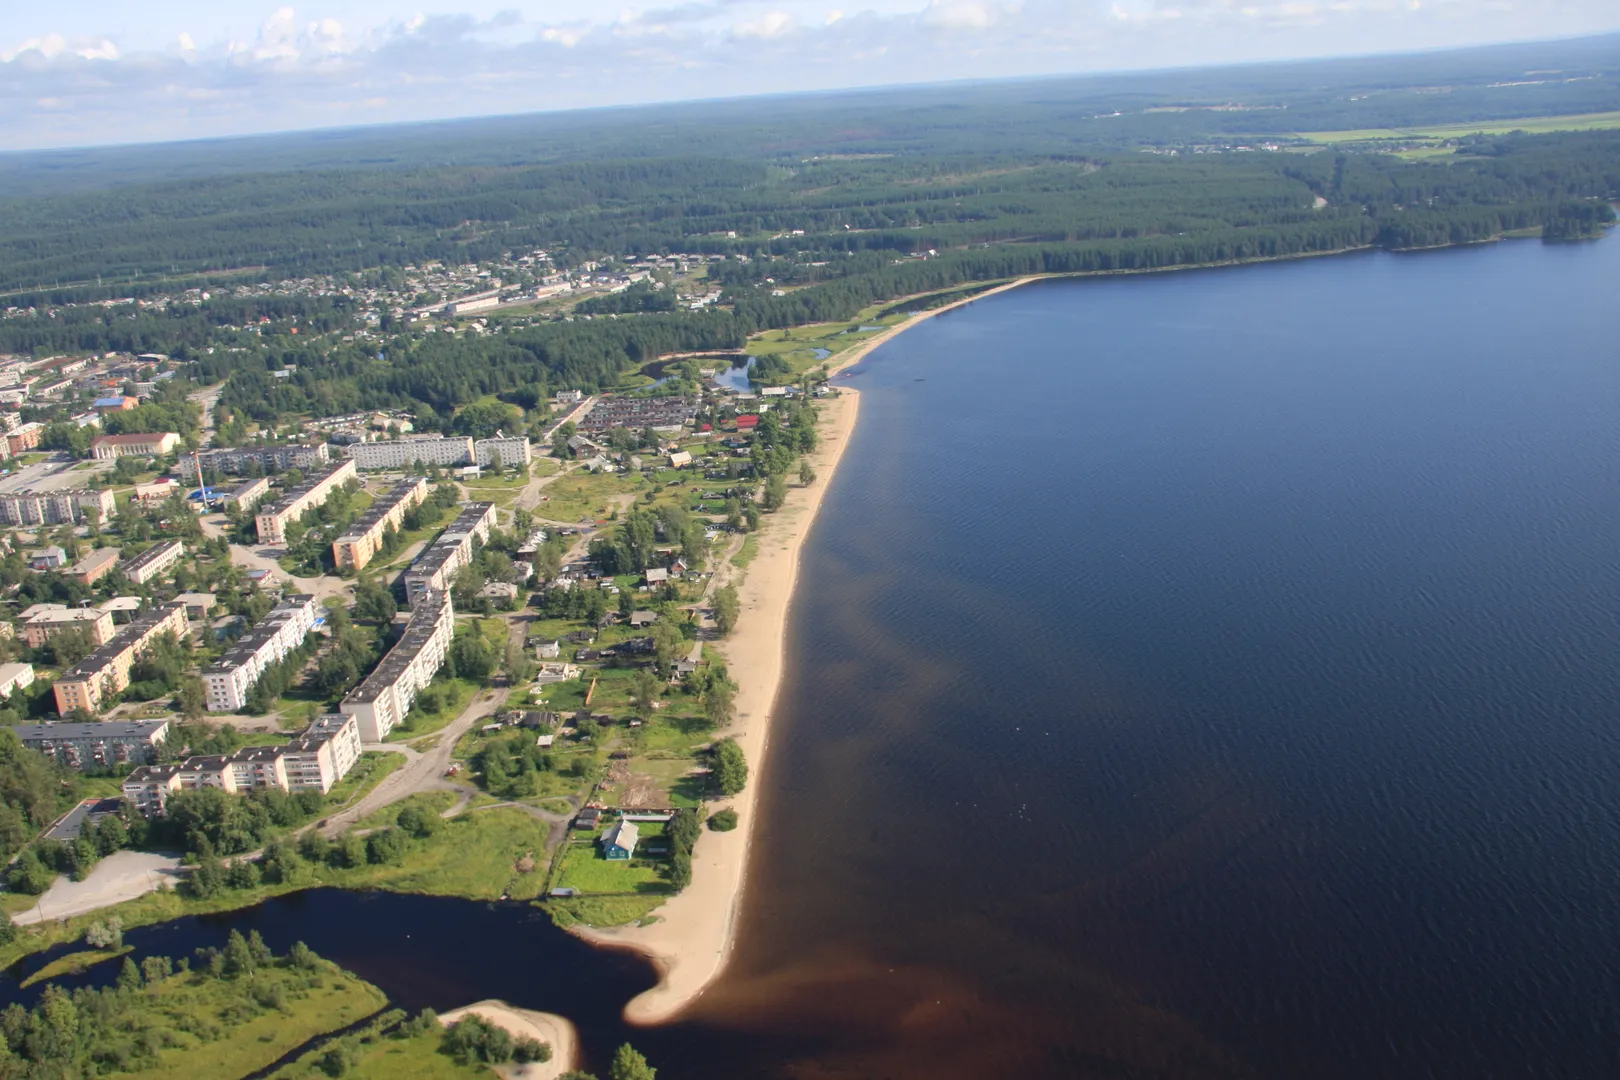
top-left (674, 236), bottom-right (1620, 1078)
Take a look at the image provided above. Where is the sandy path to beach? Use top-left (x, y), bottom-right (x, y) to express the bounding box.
top-left (574, 280), bottom-right (1039, 1025)
top-left (439, 1000), bottom-right (578, 1079)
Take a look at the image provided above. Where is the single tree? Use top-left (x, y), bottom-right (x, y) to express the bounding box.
top-left (609, 1044), bottom-right (657, 1080)
top-left (799, 459), bottom-right (816, 486)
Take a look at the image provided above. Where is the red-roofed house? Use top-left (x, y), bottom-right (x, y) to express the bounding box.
top-left (735, 415), bottom-right (760, 431)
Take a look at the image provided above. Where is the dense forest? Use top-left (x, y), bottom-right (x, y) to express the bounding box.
top-left (0, 35), bottom-right (1614, 426)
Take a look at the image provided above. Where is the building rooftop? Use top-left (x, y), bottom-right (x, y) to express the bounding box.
top-left (406, 503), bottom-right (496, 580)
top-left (336, 479), bottom-right (425, 544)
top-left (343, 591), bottom-right (450, 705)
top-left (119, 540), bottom-right (183, 576)
top-left (259, 461), bottom-right (354, 519)
top-left (15, 719), bottom-right (169, 741)
top-left (60, 603), bottom-right (187, 682)
top-left (202, 595), bottom-right (315, 675)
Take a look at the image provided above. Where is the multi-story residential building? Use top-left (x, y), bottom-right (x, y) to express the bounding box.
top-left (0, 662), bottom-right (34, 699)
top-left (119, 540), bottom-right (184, 585)
top-left (347, 435), bottom-right (474, 471)
top-left (340, 589), bottom-right (454, 742)
top-left (403, 503), bottom-right (497, 607)
top-left (122, 714), bottom-right (361, 814)
top-left (18, 719), bottom-right (169, 770)
top-left (226, 745), bottom-right (289, 792)
top-left (0, 488), bottom-right (116, 527)
top-left (281, 714), bottom-right (363, 793)
top-left (474, 436), bottom-right (531, 469)
top-left (53, 602), bottom-right (189, 715)
top-left (255, 460), bottom-right (359, 544)
top-left (331, 477), bottom-right (428, 571)
top-left (201, 594), bottom-right (319, 713)
top-left (93, 395), bottom-right (138, 412)
top-left (24, 606), bottom-right (116, 650)
top-left (91, 432), bottom-right (181, 460)
top-left (226, 476), bottom-right (272, 513)
top-left (6, 422), bottom-right (45, 455)
top-left (64, 548), bottom-right (121, 585)
top-left (176, 443), bottom-right (331, 480)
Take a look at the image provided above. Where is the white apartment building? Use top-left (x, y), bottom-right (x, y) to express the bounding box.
top-left (201, 594), bottom-right (319, 712)
top-left (0, 663), bottom-right (34, 699)
top-left (474, 436), bottom-right (531, 469)
top-left (0, 488), bottom-right (117, 527)
top-left (119, 539), bottom-right (184, 585)
top-left (122, 714), bottom-right (362, 815)
top-left (281, 714), bottom-right (362, 793)
top-left (403, 502), bottom-right (497, 607)
top-left (340, 589), bottom-right (454, 742)
top-left (347, 435), bottom-right (474, 471)
top-left (255, 460), bottom-right (359, 544)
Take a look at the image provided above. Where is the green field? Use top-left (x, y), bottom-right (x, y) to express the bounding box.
top-left (117, 959), bottom-right (388, 1080)
top-left (1302, 110), bottom-right (1620, 144)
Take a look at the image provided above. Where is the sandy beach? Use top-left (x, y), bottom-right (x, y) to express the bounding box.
top-left (439, 1000), bottom-right (578, 1080)
top-left (577, 280), bottom-right (1037, 1025)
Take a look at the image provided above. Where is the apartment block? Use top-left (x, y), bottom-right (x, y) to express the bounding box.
top-left (18, 719), bottom-right (169, 770)
top-left (404, 502), bottom-right (497, 607)
top-left (53, 602), bottom-right (189, 715)
top-left (281, 714), bottom-right (363, 793)
top-left (122, 714), bottom-right (361, 814)
top-left (474, 436), bottom-right (532, 469)
top-left (255, 460), bottom-right (359, 544)
top-left (0, 663), bottom-right (34, 699)
top-left (177, 443), bottom-right (331, 480)
top-left (340, 589), bottom-right (454, 742)
top-left (25, 606), bottom-right (117, 650)
top-left (227, 476), bottom-right (272, 513)
top-left (332, 477), bottom-right (428, 571)
top-left (91, 432), bottom-right (181, 460)
top-left (347, 435), bottom-right (473, 471)
top-left (6, 422), bottom-right (45, 455)
top-left (0, 488), bottom-right (116, 527)
top-left (65, 548), bottom-right (121, 586)
top-left (119, 539), bottom-right (184, 585)
top-left (201, 594), bottom-right (319, 713)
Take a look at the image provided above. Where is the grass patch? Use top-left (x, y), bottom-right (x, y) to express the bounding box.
top-left (19, 946), bottom-right (132, 988)
top-left (542, 894), bottom-right (666, 929)
top-left (322, 751), bottom-right (406, 809)
top-left (355, 791), bottom-right (458, 832)
top-left (553, 832), bottom-right (673, 896)
top-left (532, 470), bottom-right (643, 523)
top-left (113, 960), bottom-right (388, 1080)
top-left (389, 676), bottom-right (478, 741)
top-left (731, 534), bottom-right (759, 569)
top-left (1302, 110), bottom-right (1620, 145)
top-left (270, 1025), bottom-right (489, 1080)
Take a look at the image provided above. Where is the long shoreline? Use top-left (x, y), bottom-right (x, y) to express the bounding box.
top-left (576, 279), bottom-right (1032, 1026)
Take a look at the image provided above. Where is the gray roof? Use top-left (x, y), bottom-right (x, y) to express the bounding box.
top-left (16, 720), bottom-right (168, 741)
top-left (602, 819), bottom-right (639, 853)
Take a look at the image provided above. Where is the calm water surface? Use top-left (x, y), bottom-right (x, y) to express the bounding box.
top-left (668, 236), bottom-right (1620, 1078)
top-left (12, 239), bottom-right (1620, 1080)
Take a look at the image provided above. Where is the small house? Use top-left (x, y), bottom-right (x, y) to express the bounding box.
top-left (573, 806), bottom-right (602, 831)
top-left (536, 640), bottom-right (561, 659)
top-left (602, 819), bottom-right (640, 860)
top-left (644, 567), bottom-right (669, 586)
top-left (629, 611), bottom-right (658, 628)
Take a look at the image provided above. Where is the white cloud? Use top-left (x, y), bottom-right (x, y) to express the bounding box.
top-left (0, 0), bottom-right (1615, 148)
top-left (732, 11), bottom-right (796, 38)
top-left (923, 2), bottom-right (1008, 29)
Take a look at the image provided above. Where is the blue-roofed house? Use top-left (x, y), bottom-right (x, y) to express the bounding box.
top-left (601, 819), bottom-right (639, 860)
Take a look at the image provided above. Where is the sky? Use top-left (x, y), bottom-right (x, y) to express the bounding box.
top-left (1, 1), bottom-right (1617, 150)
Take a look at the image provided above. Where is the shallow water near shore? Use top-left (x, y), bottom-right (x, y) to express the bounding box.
top-left (11, 236), bottom-right (1620, 1078)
